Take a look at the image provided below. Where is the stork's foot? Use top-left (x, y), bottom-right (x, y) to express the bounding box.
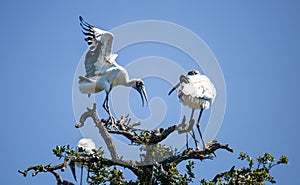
top-left (196, 144), bottom-right (209, 151)
top-left (195, 146), bottom-right (207, 151)
top-left (108, 115), bottom-right (117, 129)
top-left (102, 115), bottom-right (117, 129)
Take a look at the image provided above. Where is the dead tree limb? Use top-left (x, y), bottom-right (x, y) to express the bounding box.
top-left (164, 140), bottom-right (233, 166)
top-left (19, 103), bottom-right (233, 184)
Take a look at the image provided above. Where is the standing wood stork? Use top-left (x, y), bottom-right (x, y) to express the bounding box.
top-left (70, 138), bottom-right (96, 184)
top-left (168, 70), bottom-right (216, 150)
top-left (78, 16), bottom-right (148, 122)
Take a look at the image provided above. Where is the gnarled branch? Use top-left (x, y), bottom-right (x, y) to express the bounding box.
top-left (164, 140), bottom-right (233, 166)
top-left (76, 103), bottom-right (199, 146)
top-left (19, 103), bottom-right (233, 184)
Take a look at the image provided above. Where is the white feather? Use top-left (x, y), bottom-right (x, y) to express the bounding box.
top-left (77, 17), bottom-right (148, 117)
top-left (178, 72), bottom-right (216, 110)
top-left (76, 138), bottom-right (96, 155)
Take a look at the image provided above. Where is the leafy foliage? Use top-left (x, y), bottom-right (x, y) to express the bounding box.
top-left (51, 144), bottom-right (198, 185)
top-left (51, 145), bottom-right (288, 185)
top-left (151, 160), bottom-right (195, 185)
top-left (200, 152), bottom-right (288, 185)
top-left (53, 145), bottom-right (130, 185)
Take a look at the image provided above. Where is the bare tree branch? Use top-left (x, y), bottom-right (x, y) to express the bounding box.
top-left (18, 154), bottom-right (141, 184)
top-left (19, 103), bottom-right (233, 184)
top-left (76, 104), bottom-right (197, 146)
top-left (75, 103), bottom-right (140, 175)
top-left (164, 140), bottom-right (233, 166)
top-left (18, 163), bottom-right (74, 185)
top-left (75, 103), bottom-right (121, 161)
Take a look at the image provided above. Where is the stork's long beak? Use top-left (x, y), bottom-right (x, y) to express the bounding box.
top-left (137, 85), bottom-right (148, 107)
top-left (168, 83), bottom-right (180, 95)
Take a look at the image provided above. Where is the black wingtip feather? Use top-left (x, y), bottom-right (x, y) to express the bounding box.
top-left (79, 16), bottom-right (94, 29)
top-left (84, 37), bottom-right (93, 41)
top-left (80, 23), bottom-right (92, 32)
top-left (82, 31), bottom-right (95, 37)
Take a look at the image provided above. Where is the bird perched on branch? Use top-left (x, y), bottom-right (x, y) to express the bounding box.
top-left (78, 16), bottom-right (148, 123)
top-left (169, 70), bottom-right (216, 150)
top-left (70, 138), bottom-right (96, 184)
top-left (76, 138), bottom-right (96, 155)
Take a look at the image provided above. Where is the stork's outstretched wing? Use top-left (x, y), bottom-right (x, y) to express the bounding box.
top-left (79, 16), bottom-right (118, 78)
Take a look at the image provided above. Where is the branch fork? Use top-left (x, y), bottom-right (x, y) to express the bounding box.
top-left (19, 103), bottom-right (233, 184)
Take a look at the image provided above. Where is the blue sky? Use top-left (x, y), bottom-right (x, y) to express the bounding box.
top-left (1, 1), bottom-right (300, 184)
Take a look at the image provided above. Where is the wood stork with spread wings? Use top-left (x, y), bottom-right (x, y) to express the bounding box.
top-left (169, 70), bottom-right (216, 150)
top-left (78, 16), bottom-right (148, 122)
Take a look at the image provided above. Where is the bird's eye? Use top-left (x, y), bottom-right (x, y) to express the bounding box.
top-left (136, 81), bottom-right (142, 88)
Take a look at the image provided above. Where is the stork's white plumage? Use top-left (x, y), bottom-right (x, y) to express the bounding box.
top-left (78, 16), bottom-right (148, 122)
top-left (70, 138), bottom-right (97, 183)
top-left (169, 70), bottom-right (216, 150)
top-left (178, 71), bottom-right (216, 109)
top-left (76, 138), bottom-right (96, 155)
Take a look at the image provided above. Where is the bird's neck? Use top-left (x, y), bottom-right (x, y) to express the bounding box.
top-left (122, 79), bottom-right (137, 87)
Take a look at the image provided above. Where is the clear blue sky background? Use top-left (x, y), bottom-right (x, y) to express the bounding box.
top-left (1, 1), bottom-right (299, 184)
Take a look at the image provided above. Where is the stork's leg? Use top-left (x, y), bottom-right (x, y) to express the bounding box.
top-left (190, 129), bottom-right (199, 150)
top-left (102, 92), bottom-right (116, 126)
top-left (196, 109), bottom-right (206, 149)
top-left (185, 109), bottom-right (194, 149)
top-left (102, 92), bottom-right (110, 115)
top-left (185, 131), bottom-right (189, 149)
top-left (188, 109), bottom-right (199, 149)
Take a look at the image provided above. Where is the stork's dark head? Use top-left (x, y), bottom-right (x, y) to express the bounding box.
top-left (133, 79), bottom-right (148, 107)
top-left (187, 70), bottom-right (200, 75)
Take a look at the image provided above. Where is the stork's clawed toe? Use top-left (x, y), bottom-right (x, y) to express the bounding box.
top-left (108, 115), bottom-right (117, 129)
top-left (195, 146), bottom-right (208, 151)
